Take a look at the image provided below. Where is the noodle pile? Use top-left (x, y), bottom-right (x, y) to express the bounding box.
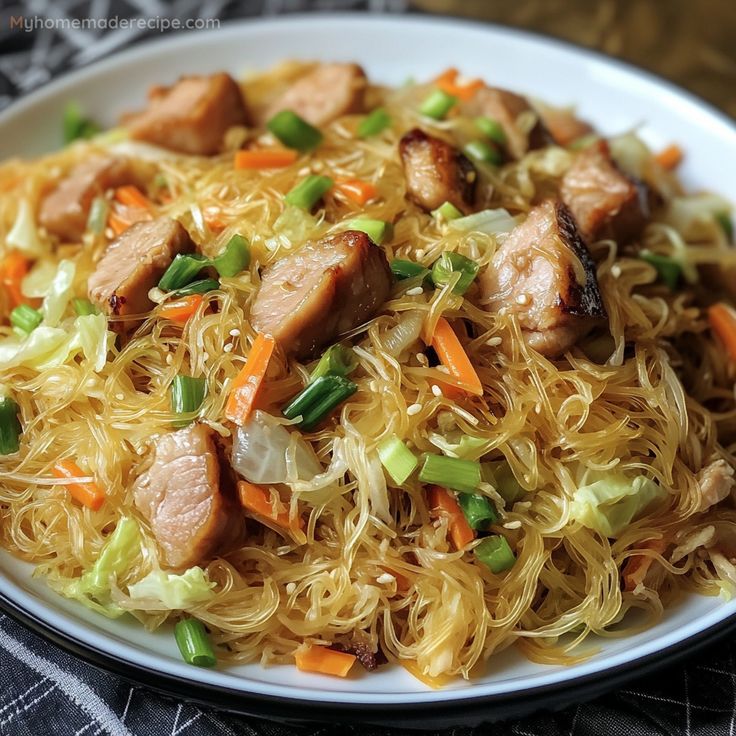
top-left (1, 61), bottom-right (736, 680)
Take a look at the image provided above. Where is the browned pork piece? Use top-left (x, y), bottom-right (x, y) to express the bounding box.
top-left (399, 128), bottom-right (476, 214)
top-left (561, 139), bottom-right (650, 243)
top-left (461, 87), bottom-right (551, 160)
top-left (251, 230), bottom-right (392, 358)
top-left (133, 423), bottom-right (240, 569)
top-left (87, 217), bottom-right (194, 325)
top-left (39, 157), bottom-right (136, 242)
top-left (125, 73), bottom-right (249, 155)
top-left (696, 459), bottom-right (736, 511)
top-left (263, 63), bottom-right (367, 126)
top-left (535, 104), bottom-right (595, 147)
top-left (480, 200), bottom-right (605, 357)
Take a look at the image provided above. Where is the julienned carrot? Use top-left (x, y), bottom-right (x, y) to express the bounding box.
top-left (52, 460), bottom-right (105, 511)
top-left (158, 294), bottom-right (204, 324)
top-left (430, 317), bottom-right (483, 396)
top-left (427, 485), bottom-right (475, 550)
top-left (434, 67), bottom-right (483, 101)
top-left (622, 538), bottom-right (666, 592)
top-left (334, 178), bottom-right (378, 205)
top-left (225, 332), bottom-right (276, 425)
top-left (708, 302), bottom-right (736, 362)
top-left (295, 646), bottom-right (356, 677)
top-left (203, 208), bottom-right (226, 232)
top-left (237, 480), bottom-right (303, 531)
top-left (115, 185), bottom-right (154, 212)
top-left (400, 659), bottom-right (454, 689)
top-left (655, 144), bottom-right (683, 170)
top-left (1, 250), bottom-right (30, 306)
top-left (107, 212), bottom-right (133, 236)
top-left (234, 149), bottom-right (298, 169)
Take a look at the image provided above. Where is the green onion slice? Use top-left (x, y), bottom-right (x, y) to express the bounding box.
top-left (432, 201), bottom-right (463, 222)
top-left (639, 250), bottom-right (681, 290)
top-left (284, 175), bottom-right (334, 211)
top-left (170, 375), bottom-right (206, 427)
top-left (475, 534), bottom-right (516, 573)
top-left (418, 454), bottom-right (481, 494)
top-left (63, 102), bottom-right (100, 144)
top-left (344, 218), bottom-right (393, 245)
top-left (420, 89), bottom-right (457, 120)
top-left (457, 492), bottom-right (498, 530)
top-left (463, 140), bottom-right (503, 166)
top-left (267, 110), bottom-right (323, 152)
top-left (213, 234), bottom-right (250, 277)
top-left (310, 344), bottom-right (358, 382)
top-left (391, 259), bottom-right (430, 282)
top-left (357, 107), bottom-right (391, 138)
top-left (158, 254), bottom-right (209, 291)
top-left (378, 435), bottom-right (419, 485)
top-left (174, 618), bottom-right (217, 668)
top-left (174, 278), bottom-right (220, 297)
top-left (72, 298), bottom-right (99, 317)
top-left (715, 211), bottom-right (734, 243)
top-left (86, 197), bottom-right (109, 234)
top-left (474, 116), bottom-right (507, 145)
top-left (0, 397), bottom-right (21, 456)
top-left (431, 252), bottom-right (479, 295)
top-left (282, 375), bottom-right (357, 431)
top-left (10, 304), bottom-right (43, 334)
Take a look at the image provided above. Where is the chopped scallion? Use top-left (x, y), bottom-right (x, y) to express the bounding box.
top-left (72, 298), bottom-right (99, 316)
top-left (475, 534), bottom-right (516, 573)
top-left (463, 140), bottom-right (503, 166)
top-left (174, 278), bottom-right (220, 297)
top-left (458, 493), bottom-right (498, 530)
top-left (474, 116), bottom-right (507, 145)
top-left (174, 618), bottom-right (216, 668)
top-left (639, 250), bottom-right (681, 290)
top-left (0, 397), bottom-right (21, 455)
top-left (267, 110), bottom-right (323, 152)
top-left (716, 212), bottom-right (734, 243)
top-left (432, 201), bottom-right (463, 222)
top-left (158, 254), bottom-right (209, 291)
top-left (378, 435), bottom-right (419, 485)
top-left (63, 102), bottom-right (100, 144)
top-left (285, 175), bottom-right (334, 211)
top-left (170, 375), bottom-right (206, 427)
top-left (420, 89), bottom-right (457, 120)
top-left (391, 259), bottom-right (430, 281)
top-left (357, 107), bottom-right (391, 138)
top-left (213, 234), bottom-right (250, 277)
top-left (310, 344), bottom-right (358, 382)
top-left (418, 454), bottom-right (481, 494)
top-left (431, 252), bottom-right (479, 295)
top-left (481, 460), bottom-right (524, 504)
top-left (344, 218), bottom-right (393, 245)
top-left (282, 375), bottom-right (357, 431)
top-left (86, 197), bottom-right (109, 234)
top-left (10, 304), bottom-right (42, 334)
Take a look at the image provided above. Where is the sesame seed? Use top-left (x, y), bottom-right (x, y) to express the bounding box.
top-left (406, 286), bottom-right (424, 296)
top-left (115, 393), bottom-right (124, 401)
top-left (611, 264), bottom-right (622, 278)
top-left (165, 354), bottom-right (174, 365)
top-left (407, 403), bottom-right (422, 416)
top-left (285, 583), bottom-right (296, 595)
top-left (534, 403), bottom-right (542, 414)
top-left (516, 293), bottom-right (529, 305)
top-left (229, 328), bottom-right (241, 337)
top-left (416, 353), bottom-right (428, 365)
top-left (414, 249), bottom-right (425, 259)
top-left (431, 385), bottom-right (443, 397)
top-left (376, 573), bottom-right (395, 584)
top-left (436, 365), bottom-right (450, 374)
top-left (369, 380), bottom-right (378, 392)
top-left (224, 343), bottom-right (233, 353)
top-left (486, 336), bottom-right (502, 347)
top-left (202, 352), bottom-right (210, 361)
top-left (503, 520), bottom-right (522, 529)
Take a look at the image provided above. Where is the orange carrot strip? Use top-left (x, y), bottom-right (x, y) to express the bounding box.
top-left (655, 144), bottom-right (683, 170)
top-left (225, 332), bottom-right (276, 425)
top-left (115, 185), bottom-right (154, 212)
top-left (107, 212), bottom-right (133, 236)
top-left (52, 460), bottom-right (105, 511)
top-left (708, 302), bottom-right (736, 363)
top-left (434, 67), bottom-right (483, 101)
top-left (334, 178), bottom-right (378, 205)
top-left (1, 250), bottom-right (31, 307)
top-left (622, 538), bottom-right (667, 592)
top-left (234, 149), bottom-right (298, 170)
top-left (203, 208), bottom-right (226, 232)
top-left (295, 646), bottom-right (356, 677)
top-left (430, 317), bottom-right (483, 396)
top-left (401, 659), bottom-right (454, 689)
top-left (238, 480), bottom-right (303, 531)
top-left (427, 485), bottom-right (475, 550)
top-left (158, 294), bottom-right (204, 324)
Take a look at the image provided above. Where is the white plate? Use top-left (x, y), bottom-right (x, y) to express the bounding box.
top-left (1, 14), bottom-right (735, 726)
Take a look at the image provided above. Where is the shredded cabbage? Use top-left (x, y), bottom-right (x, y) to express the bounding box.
top-left (449, 208), bottom-right (517, 235)
top-left (571, 474), bottom-right (666, 537)
top-left (7, 199), bottom-right (46, 257)
top-left (41, 260), bottom-right (76, 326)
top-left (127, 567), bottom-right (215, 609)
top-left (609, 133), bottom-right (651, 180)
top-left (21, 260), bottom-right (58, 298)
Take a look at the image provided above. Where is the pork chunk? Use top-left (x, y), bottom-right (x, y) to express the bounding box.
top-left (133, 423), bottom-right (240, 569)
top-left (535, 104), bottom-right (595, 147)
top-left (561, 139), bottom-right (650, 243)
top-left (251, 230), bottom-right (392, 358)
top-left (697, 459), bottom-right (735, 512)
top-left (126, 73), bottom-right (249, 155)
top-left (264, 63), bottom-right (367, 127)
top-left (88, 217), bottom-right (194, 326)
top-left (480, 200), bottom-right (605, 357)
top-left (39, 157), bottom-right (136, 242)
top-left (461, 87), bottom-right (552, 160)
top-left (399, 128), bottom-right (476, 214)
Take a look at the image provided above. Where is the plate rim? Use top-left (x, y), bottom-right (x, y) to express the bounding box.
top-left (1, 11), bottom-right (735, 723)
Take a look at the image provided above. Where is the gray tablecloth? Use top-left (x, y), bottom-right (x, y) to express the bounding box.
top-left (1, 1), bottom-right (735, 734)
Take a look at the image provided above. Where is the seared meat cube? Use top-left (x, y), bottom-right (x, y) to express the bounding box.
top-left (87, 217), bottom-right (194, 327)
top-left (264, 63), bottom-right (367, 127)
top-left (133, 423), bottom-right (240, 569)
top-left (399, 128), bottom-right (476, 214)
top-left (251, 230), bottom-right (392, 358)
top-left (126, 73), bottom-right (249, 155)
top-left (461, 86), bottom-right (552, 160)
top-left (480, 200), bottom-right (605, 357)
top-left (536, 104), bottom-right (595, 147)
top-left (561, 139), bottom-right (650, 243)
top-left (39, 157), bottom-right (136, 242)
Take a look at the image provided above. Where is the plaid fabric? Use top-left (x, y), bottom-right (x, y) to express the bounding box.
top-left (0, 1), bottom-right (733, 734)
